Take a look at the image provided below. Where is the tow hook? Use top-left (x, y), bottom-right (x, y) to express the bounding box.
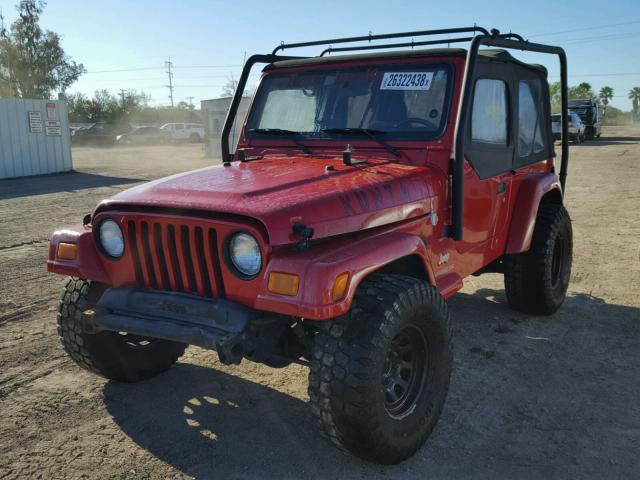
top-left (216, 333), bottom-right (247, 365)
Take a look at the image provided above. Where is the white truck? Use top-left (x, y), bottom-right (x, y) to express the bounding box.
top-left (160, 123), bottom-right (205, 142)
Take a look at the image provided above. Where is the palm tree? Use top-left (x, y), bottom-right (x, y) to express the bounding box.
top-left (629, 87), bottom-right (640, 119)
top-left (599, 86), bottom-right (614, 108)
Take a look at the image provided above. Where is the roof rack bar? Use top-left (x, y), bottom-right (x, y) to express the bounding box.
top-left (499, 33), bottom-right (526, 42)
top-left (320, 36), bottom-right (474, 57)
top-left (318, 32), bottom-right (526, 57)
top-left (272, 26), bottom-right (490, 55)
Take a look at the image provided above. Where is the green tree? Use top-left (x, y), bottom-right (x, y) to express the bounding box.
top-left (0, 0), bottom-right (85, 99)
top-left (568, 82), bottom-right (593, 99)
top-left (599, 86), bottom-right (614, 108)
top-left (548, 81), bottom-right (561, 104)
top-left (629, 87), bottom-right (640, 118)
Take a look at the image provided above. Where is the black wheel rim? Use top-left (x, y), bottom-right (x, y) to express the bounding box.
top-left (382, 325), bottom-right (428, 419)
top-left (551, 234), bottom-right (565, 288)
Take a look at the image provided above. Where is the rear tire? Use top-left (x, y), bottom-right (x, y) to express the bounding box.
top-left (308, 275), bottom-right (452, 464)
top-left (57, 278), bottom-right (187, 382)
top-left (504, 203), bottom-right (573, 315)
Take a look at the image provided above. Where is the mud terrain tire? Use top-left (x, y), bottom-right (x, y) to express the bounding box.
top-left (308, 274), bottom-right (452, 464)
top-left (57, 278), bottom-right (187, 382)
top-left (504, 203), bottom-right (573, 315)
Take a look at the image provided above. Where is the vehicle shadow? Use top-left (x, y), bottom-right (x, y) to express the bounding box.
top-left (103, 288), bottom-right (640, 479)
top-left (0, 171), bottom-right (145, 200)
top-left (582, 136), bottom-right (640, 146)
top-left (103, 363), bottom-right (361, 479)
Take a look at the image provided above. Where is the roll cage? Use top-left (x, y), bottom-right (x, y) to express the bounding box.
top-left (221, 26), bottom-right (569, 241)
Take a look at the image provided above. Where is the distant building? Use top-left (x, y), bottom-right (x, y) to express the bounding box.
top-left (200, 96), bottom-right (251, 158)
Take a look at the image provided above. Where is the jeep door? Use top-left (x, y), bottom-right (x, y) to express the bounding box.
top-left (458, 67), bottom-right (514, 256)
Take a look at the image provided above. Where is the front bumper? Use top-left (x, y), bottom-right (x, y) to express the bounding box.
top-left (94, 287), bottom-right (252, 364)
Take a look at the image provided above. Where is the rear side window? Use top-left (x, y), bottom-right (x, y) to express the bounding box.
top-left (471, 79), bottom-right (508, 145)
top-left (518, 80), bottom-right (545, 157)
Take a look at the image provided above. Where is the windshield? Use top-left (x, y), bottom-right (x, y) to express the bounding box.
top-left (246, 62), bottom-right (452, 141)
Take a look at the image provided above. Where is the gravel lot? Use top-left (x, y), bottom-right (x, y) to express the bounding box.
top-left (1, 131), bottom-right (639, 479)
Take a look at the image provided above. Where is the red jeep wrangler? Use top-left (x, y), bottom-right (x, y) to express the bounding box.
top-left (48, 27), bottom-right (572, 464)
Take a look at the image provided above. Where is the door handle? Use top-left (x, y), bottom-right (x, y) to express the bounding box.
top-left (498, 181), bottom-right (506, 194)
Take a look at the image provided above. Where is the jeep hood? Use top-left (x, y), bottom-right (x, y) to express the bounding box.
top-left (98, 155), bottom-right (439, 245)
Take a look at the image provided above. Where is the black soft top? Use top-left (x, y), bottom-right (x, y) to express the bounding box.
top-left (268, 48), bottom-right (547, 75)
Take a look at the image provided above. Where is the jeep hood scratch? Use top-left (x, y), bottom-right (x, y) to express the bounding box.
top-left (97, 155), bottom-right (439, 245)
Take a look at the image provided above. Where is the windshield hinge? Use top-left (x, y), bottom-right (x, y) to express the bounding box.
top-left (292, 223), bottom-right (314, 251)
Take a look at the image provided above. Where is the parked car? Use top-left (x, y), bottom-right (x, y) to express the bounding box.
top-left (568, 98), bottom-right (602, 139)
top-left (160, 122), bottom-right (205, 142)
top-left (116, 126), bottom-right (169, 145)
top-left (552, 111), bottom-right (585, 143)
top-left (71, 123), bottom-right (118, 146)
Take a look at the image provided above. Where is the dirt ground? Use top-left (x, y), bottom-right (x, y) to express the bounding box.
top-left (1, 131), bottom-right (639, 479)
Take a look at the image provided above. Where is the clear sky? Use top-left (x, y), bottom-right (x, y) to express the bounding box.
top-left (2, 0), bottom-right (639, 109)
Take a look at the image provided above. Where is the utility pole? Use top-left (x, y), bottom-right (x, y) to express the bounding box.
top-left (165, 58), bottom-right (174, 107)
top-left (186, 96), bottom-right (194, 108)
top-left (119, 89), bottom-right (126, 108)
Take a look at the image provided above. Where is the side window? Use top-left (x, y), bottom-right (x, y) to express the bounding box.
top-left (175, 124), bottom-right (185, 130)
top-left (471, 79), bottom-right (508, 145)
top-left (518, 80), bottom-right (545, 157)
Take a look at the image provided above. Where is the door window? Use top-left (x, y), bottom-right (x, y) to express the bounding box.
top-left (471, 79), bottom-right (508, 145)
top-left (518, 80), bottom-right (545, 157)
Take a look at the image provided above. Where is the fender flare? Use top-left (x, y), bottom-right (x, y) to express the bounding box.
top-left (505, 173), bottom-right (563, 254)
top-left (255, 230), bottom-right (435, 320)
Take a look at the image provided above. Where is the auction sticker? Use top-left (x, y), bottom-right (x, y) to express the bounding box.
top-left (380, 72), bottom-right (433, 90)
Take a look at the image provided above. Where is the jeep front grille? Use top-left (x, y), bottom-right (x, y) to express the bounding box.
top-left (127, 220), bottom-right (225, 298)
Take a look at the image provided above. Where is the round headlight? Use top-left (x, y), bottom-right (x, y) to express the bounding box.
top-left (228, 232), bottom-right (261, 277)
top-left (99, 219), bottom-right (124, 258)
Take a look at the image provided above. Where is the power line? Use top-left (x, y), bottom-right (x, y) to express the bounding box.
top-left (549, 72), bottom-right (640, 78)
top-left (85, 64), bottom-right (243, 74)
top-left (528, 19), bottom-right (640, 38)
top-left (173, 64), bottom-right (242, 69)
top-left (556, 31), bottom-right (640, 46)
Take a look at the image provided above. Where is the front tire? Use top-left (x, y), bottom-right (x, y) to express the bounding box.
top-left (504, 203), bottom-right (573, 315)
top-left (57, 278), bottom-right (187, 382)
top-left (308, 275), bottom-right (453, 464)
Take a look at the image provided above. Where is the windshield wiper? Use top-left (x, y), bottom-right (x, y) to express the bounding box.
top-left (320, 128), bottom-right (400, 157)
top-left (248, 128), bottom-right (312, 154)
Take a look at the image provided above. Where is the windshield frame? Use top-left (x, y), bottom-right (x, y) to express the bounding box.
top-left (244, 60), bottom-right (455, 144)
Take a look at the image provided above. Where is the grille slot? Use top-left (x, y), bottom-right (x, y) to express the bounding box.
top-left (167, 224), bottom-right (184, 292)
top-left (195, 227), bottom-right (213, 297)
top-left (128, 220), bottom-right (144, 285)
top-left (127, 219), bottom-right (222, 298)
top-left (153, 223), bottom-right (171, 290)
top-left (180, 226), bottom-right (198, 294)
top-left (140, 221), bottom-right (158, 289)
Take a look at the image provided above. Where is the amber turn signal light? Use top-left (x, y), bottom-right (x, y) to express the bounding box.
top-left (331, 272), bottom-right (349, 301)
top-left (268, 272), bottom-right (300, 296)
top-left (56, 242), bottom-right (77, 260)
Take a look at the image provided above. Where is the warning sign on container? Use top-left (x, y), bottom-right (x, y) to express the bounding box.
top-left (45, 120), bottom-right (61, 136)
top-left (28, 111), bottom-right (43, 133)
top-left (46, 102), bottom-right (58, 120)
